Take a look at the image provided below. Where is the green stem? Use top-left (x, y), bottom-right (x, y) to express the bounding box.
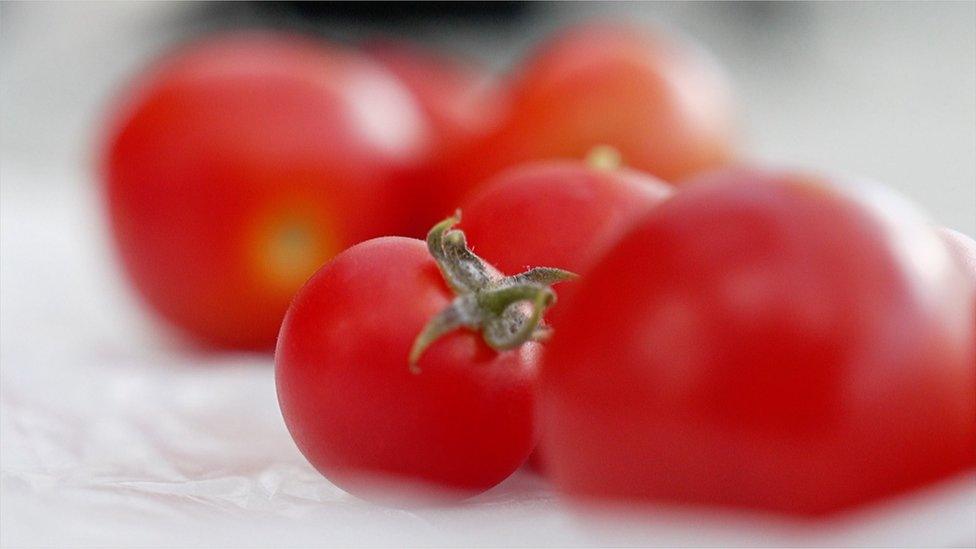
top-left (408, 212), bottom-right (576, 370)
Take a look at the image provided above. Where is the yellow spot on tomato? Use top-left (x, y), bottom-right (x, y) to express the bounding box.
top-left (249, 205), bottom-right (337, 296)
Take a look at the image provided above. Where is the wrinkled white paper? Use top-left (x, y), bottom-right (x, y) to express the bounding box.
top-left (2, 169), bottom-right (974, 547)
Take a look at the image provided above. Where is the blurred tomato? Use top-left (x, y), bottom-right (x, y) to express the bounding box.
top-left (103, 34), bottom-right (430, 349)
top-left (541, 168), bottom-right (976, 515)
top-left (455, 23), bottom-right (736, 190)
top-left (363, 40), bottom-right (506, 235)
top-left (461, 155), bottom-right (673, 472)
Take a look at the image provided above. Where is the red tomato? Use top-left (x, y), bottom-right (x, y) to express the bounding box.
top-left (103, 34), bottom-right (429, 349)
top-left (363, 40), bottom-right (506, 236)
top-left (276, 217), bottom-right (571, 501)
top-left (541, 168), bottom-right (976, 515)
top-left (462, 156), bottom-right (672, 308)
top-left (461, 156), bottom-right (673, 471)
top-left (461, 23), bottom-right (736, 189)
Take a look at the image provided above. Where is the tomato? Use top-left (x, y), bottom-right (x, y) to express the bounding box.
top-left (462, 154), bottom-right (673, 314)
top-left (540, 168), bottom-right (976, 515)
top-left (363, 40), bottom-right (506, 236)
top-left (461, 23), bottom-right (736, 190)
top-left (103, 33), bottom-right (429, 349)
top-left (276, 216), bottom-right (572, 500)
top-left (460, 155), bottom-right (673, 472)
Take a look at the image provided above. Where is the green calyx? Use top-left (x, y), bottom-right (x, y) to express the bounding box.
top-left (409, 212), bottom-right (577, 373)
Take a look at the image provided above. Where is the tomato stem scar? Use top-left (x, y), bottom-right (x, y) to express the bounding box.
top-left (585, 144), bottom-right (623, 171)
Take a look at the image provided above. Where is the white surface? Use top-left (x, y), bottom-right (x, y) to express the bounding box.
top-left (2, 3), bottom-right (976, 547)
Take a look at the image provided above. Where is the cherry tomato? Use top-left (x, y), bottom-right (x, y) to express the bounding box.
top-left (541, 168), bottom-right (976, 515)
top-left (464, 23), bottom-right (736, 189)
top-left (363, 40), bottom-right (506, 236)
top-left (276, 217), bottom-right (571, 501)
top-left (462, 155), bottom-right (672, 312)
top-left (103, 33), bottom-right (429, 349)
top-left (461, 154), bottom-right (673, 471)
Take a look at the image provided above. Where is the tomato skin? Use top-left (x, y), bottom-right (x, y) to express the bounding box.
top-left (462, 160), bottom-right (672, 279)
top-left (541, 168), bottom-right (976, 515)
top-left (363, 41), bottom-right (506, 236)
top-left (475, 23), bottom-right (735, 187)
top-left (103, 34), bottom-right (429, 349)
top-left (362, 40), bottom-right (498, 152)
top-left (461, 160), bottom-right (674, 325)
top-left (275, 237), bottom-right (537, 500)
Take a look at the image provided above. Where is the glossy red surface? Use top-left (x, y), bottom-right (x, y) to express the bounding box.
top-left (541, 169), bottom-right (976, 514)
top-left (276, 237), bottom-right (538, 500)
